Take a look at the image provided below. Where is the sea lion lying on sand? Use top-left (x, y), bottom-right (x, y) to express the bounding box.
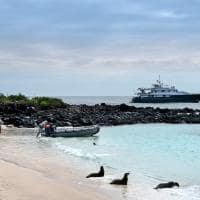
top-left (86, 166), bottom-right (104, 178)
top-left (154, 181), bottom-right (179, 189)
top-left (110, 173), bottom-right (130, 185)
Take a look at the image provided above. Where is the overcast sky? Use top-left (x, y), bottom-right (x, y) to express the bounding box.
top-left (1, 0), bottom-right (200, 96)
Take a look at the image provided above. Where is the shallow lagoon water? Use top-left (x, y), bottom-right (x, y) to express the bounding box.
top-left (53, 124), bottom-right (200, 199)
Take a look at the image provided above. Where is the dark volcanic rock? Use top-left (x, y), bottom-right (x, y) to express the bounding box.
top-left (118, 104), bottom-right (136, 112)
top-left (1, 103), bottom-right (200, 127)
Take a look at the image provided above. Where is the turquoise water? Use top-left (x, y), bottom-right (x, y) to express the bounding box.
top-left (52, 124), bottom-right (200, 199)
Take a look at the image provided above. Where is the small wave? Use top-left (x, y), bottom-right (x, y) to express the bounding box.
top-left (103, 165), bottom-right (117, 170)
top-left (145, 174), bottom-right (166, 182)
top-left (173, 185), bottom-right (200, 200)
top-left (54, 143), bottom-right (108, 160)
top-left (38, 137), bottom-right (50, 142)
top-left (95, 153), bottom-right (110, 157)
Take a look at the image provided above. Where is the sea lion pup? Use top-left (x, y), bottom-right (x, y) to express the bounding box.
top-left (110, 173), bottom-right (130, 185)
top-left (86, 166), bottom-right (104, 178)
top-left (154, 181), bottom-right (180, 189)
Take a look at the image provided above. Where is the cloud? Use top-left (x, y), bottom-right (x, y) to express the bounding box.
top-left (153, 10), bottom-right (187, 19)
top-left (0, 0), bottom-right (200, 95)
top-left (1, 41), bottom-right (200, 78)
top-left (0, 0), bottom-right (198, 40)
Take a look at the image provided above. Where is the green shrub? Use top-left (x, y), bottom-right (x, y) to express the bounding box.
top-left (7, 93), bottom-right (29, 102)
top-left (0, 93), bottom-right (67, 109)
top-left (30, 97), bottom-right (66, 109)
top-left (0, 94), bottom-right (6, 103)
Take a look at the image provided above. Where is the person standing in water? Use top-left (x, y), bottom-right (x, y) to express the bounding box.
top-left (0, 119), bottom-right (4, 134)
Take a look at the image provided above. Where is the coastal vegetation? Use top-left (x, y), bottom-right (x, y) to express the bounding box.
top-left (30, 97), bottom-right (66, 109)
top-left (0, 93), bottom-right (66, 109)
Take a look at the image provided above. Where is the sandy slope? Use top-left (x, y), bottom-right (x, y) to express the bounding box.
top-left (0, 159), bottom-right (109, 200)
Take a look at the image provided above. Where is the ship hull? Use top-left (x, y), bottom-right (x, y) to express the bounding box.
top-left (132, 94), bottom-right (200, 103)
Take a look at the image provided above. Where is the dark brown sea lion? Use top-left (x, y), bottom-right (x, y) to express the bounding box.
top-left (86, 166), bottom-right (104, 178)
top-left (110, 173), bottom-right (130, 185)
top-left (154, 181), bottom-right (180, 189)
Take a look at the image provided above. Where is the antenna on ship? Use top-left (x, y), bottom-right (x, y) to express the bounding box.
top-left (157, 75), bottom-right (161, 84)
top-left (156, 75), bottom-right (163, 87)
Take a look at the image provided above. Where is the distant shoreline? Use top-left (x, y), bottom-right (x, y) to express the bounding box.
top-left (1, 102), bottom-right (200, 127)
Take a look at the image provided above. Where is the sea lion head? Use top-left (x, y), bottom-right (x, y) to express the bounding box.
top-left (123, 173), bottom-right (130, 184)
top-left (100, 166), bottom-right (104, 172)
top-left (99, 166), bottom-right (104, 175)
top-left (173, 182), bottom-right (180, 187)
top-left (124, 173), bottom-right (130, 178)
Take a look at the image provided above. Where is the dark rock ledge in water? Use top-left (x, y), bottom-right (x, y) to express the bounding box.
top-left (0, 103), bottom-right (200, 128)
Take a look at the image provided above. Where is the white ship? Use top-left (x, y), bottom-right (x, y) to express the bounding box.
top-left (132, 78), bottom-right (200, 103)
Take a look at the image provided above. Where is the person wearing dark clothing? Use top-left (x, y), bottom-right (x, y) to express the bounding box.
top-left (44, 123), bottom-right (55, 137)
top-left (45, 124), bottom-right (51, 137)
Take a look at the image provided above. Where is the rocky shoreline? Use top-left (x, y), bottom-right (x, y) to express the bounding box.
top-left (0, 103), bottom-right (200, 127)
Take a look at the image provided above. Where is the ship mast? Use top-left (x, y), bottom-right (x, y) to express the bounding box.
top-left (156, 75), bottom-right (163, 87)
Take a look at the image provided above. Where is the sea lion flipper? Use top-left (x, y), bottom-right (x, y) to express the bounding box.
top-left (86, 173), bottom-right (95, 178)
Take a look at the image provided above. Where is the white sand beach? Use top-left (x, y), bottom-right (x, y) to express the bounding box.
top-left (0, 131), bottom-right (112, 200)
top-left (0, 160), bottom-right (107, 200)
